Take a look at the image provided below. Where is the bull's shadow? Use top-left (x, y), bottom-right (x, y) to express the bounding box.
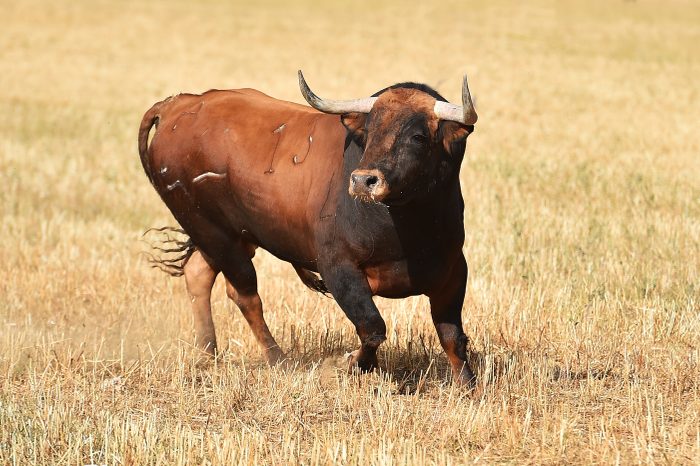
top-left (231, 323), bottom-right (521, 394)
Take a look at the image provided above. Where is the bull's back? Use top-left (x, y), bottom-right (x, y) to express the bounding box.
top-left (142, 89), bottom-right (346, 264)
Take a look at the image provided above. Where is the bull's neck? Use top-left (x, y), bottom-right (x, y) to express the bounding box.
top-left (388, 180), bottom-right (462, 225)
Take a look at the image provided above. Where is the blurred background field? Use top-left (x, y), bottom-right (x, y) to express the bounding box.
top-left (1, 0), bottom-right (699, 464)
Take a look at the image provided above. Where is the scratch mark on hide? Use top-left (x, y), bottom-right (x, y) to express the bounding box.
top-left (166, 180), bottom-right (184, 191)
top-left (192, 171), bottom-right (227, 184)
top-left (265, 123), bottom-right (285, 174)
top-left (293, 118), bottom-right (319, 165)
top-left (319, 170), bottom-right (336, 220)
top-left (160, 166), bottom-right (168, 175)
top-left (172, 102), bottom-right (204, 131)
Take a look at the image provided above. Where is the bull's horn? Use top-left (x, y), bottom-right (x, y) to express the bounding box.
top-left (433, 74), bottom-right (478, 125)
top-left (298, 70), bottom-right (377, 114)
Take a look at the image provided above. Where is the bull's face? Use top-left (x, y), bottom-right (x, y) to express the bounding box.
top-left (341, 89), bottom-right (474, 204)
top-left (298, 71), bottom-right (477, 205)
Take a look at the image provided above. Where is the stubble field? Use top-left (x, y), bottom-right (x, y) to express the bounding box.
top-left (1, 0), bottom-right (699, 464)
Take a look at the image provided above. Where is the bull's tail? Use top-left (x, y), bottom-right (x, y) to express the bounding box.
top-left (138, 101), bottom-right (164, 183)
top-left (142, 226), bottom-right (195, 277)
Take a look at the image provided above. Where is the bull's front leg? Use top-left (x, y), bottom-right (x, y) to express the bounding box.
top-left (428, 254), bottom-right (476, 387)
top-left (319, 263), bottom-right (387, 372)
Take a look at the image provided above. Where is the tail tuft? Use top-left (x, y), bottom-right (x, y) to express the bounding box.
top-left (142, 226), bottom-right (195, 277)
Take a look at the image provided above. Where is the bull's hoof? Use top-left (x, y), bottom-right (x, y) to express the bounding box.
top-left (265, 347), bottom-right (288, 367)
top-left (193, 342), bottom-right (218, 367)
top-left (196, 340), bottom-right (218, 357)
top-left (345, 349), bottom-right (378, 373)
top-left (453, 366), bottom-right (477, 390)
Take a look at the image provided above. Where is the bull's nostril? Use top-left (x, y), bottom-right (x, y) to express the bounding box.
top-left (350, 171), bottom-right (384, 195)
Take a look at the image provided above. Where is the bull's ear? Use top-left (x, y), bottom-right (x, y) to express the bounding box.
top-left (439, 121), bottom-right (474, 156)
top-left (341, 112), bottom-right (367, 146)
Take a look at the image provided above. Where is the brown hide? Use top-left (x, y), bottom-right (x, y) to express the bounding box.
top-left (143, 89), bottom-right (346, 265)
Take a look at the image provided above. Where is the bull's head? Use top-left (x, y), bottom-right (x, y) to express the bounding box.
top-left (298, 71), bottom-right (477, 205)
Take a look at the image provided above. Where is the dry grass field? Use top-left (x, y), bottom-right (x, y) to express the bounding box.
top-left (2, 0), bottom-right (699, 464)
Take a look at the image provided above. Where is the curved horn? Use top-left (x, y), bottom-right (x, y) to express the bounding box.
top-left (433, 74), bottom-right (478, 125)
top-left (298, 70), bottom-right (377, 114)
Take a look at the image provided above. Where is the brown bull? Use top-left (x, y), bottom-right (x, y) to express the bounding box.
top-left (138, 71), bottom-right (478, 384)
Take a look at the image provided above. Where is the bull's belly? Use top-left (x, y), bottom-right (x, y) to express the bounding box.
top-left (364, 259), bottom-right (441, 299)
top-left (212, 195), bottom-right (319, 266)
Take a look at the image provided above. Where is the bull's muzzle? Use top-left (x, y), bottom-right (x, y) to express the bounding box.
top-left (349, 169), bottom-right (389, 202)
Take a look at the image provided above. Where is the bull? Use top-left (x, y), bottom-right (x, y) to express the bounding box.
top-left (138, 71), bottom-right (478, 384)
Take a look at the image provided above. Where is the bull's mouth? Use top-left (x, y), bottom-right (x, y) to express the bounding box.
top-left (348, 169), bottom-right (390, 204)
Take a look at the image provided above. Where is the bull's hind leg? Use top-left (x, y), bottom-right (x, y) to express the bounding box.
top-left (172, 208), bottom-right (283, 364)
top-left (224, 278), bottom-right (285, 364)
top-left (218, 240), bottom-right (285, 365)
top-left (182, 243), bottom-right (283, 363)
top-left (183, 250), bottom-right (219, 355)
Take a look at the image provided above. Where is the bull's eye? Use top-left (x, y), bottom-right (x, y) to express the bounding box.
top-left (410, 133), bottom-right (428, 145)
